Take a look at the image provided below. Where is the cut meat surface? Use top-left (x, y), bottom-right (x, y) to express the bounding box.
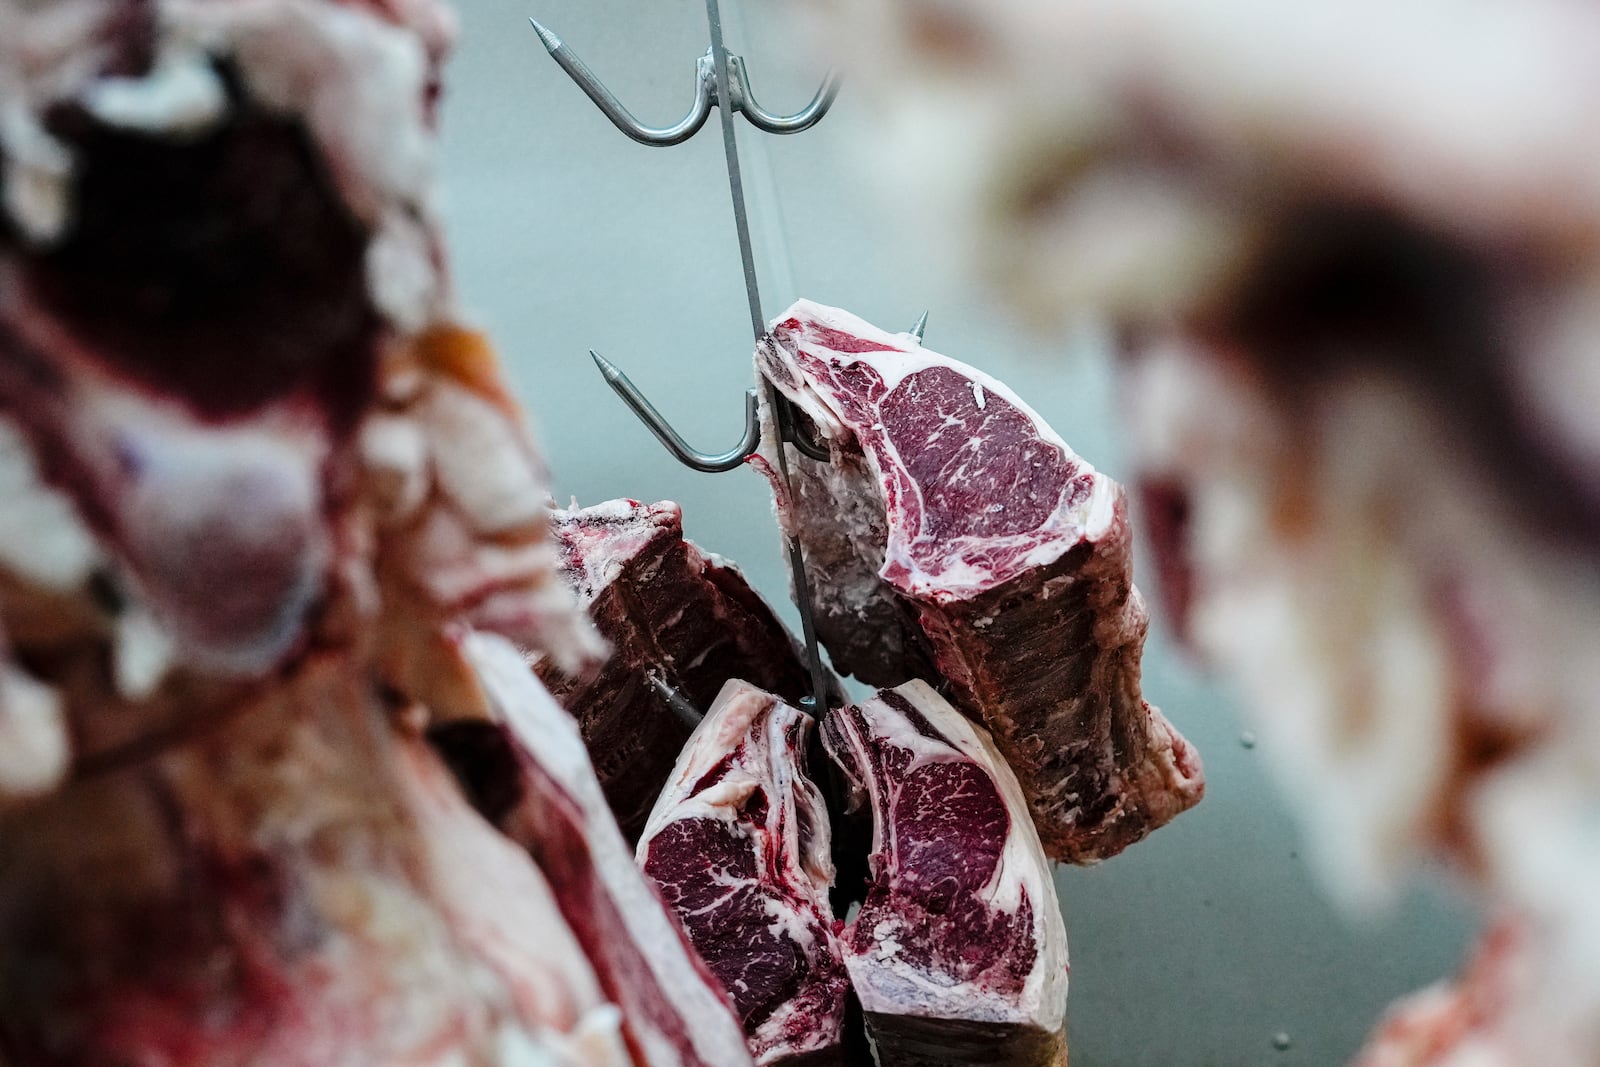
top-left (536, 498), bottom-right (822, 841)
top-left (637, 680), bottom-right (850, 1066)
top-left (458, 632), bottom-right (756, 1067)
top-left (822, 680), bottom-right (1069, 1066)
top-left (757, 299), bottom-right (1202, 862)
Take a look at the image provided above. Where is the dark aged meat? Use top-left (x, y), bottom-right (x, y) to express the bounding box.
top-left (0, 0), bottom-right (612, 1060)
top-left (822, 681), bottom-right (1069, 1066)
top-left (445, 634), bottom-right (756, 1067)
top-left (756, 299), bottom-right (1202, 863)
top-left (535, 499), bottom-right (822, 841)
top-left (637, 680), bottom-right (850, 1067)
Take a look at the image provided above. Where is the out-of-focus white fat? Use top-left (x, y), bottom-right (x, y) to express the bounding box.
top-left (0, 657), bottom-right (68, 799)
top-left (0, 417), bottom-right (101, 592)
top-left (0, 0), bottom-right (449, 330)
top-left (1126, 338), bottom-right (1600, 929)
top-left (793, 0), bottom-right (1600, 324)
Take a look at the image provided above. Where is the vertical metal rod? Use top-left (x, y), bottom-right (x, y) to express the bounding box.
top-left (704, 0), bottom-right (765, 339)
top-left (704, 0), bottom-right (830, 717)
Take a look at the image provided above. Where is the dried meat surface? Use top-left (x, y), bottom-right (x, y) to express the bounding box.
top-left (535, 499), bottom-right (823, 841)
top-left (757, 299), bottom-right (1201, 863)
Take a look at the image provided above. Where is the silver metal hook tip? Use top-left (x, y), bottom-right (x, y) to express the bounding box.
top-left (589, 349), bottom-right (622, 381)
top-left (527, 17), bottom-right (562, 52)
top-left (647, 673), bottom-right (704, 726)
top-left (909, 311), bottom-right (929, 343)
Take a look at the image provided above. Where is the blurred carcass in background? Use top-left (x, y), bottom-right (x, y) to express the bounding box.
top-left (791, 0), bottom-right (1600, 1062)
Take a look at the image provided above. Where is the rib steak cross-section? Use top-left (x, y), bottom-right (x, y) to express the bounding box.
top-left (638, 680), bottom-right (851, 1066)
top-left (755, 299), bottom-right (1203, 863)
top-left (822, 680), bottom-right (1070, 1066)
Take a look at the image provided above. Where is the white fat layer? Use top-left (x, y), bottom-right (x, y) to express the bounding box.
top-left (762, 299), bottom-right (1117, 600)
top-left (394, 736), bottom-right (613, 1033)
top-left (421, 380), bottom-right (547, 534)
top-left (641, 680), bottom-right (836, 897)
top-left (550, 499), bottom-right (678, 607)
top-left (77, 385), bottom-right (330, 677)
top-left (846, 680), bottom-right (1068, 1030)
top-left (465, 634), bottom-right (756, 1067)
top-left (113, 605), bottom-right (175, 701)
top-left (496, 1006), bottom-right (631, 1067)
top-left (81, 46), bottom-right (226, 135)
top-left (0, 417), bottom-right (101, 590)
top-left (1131, 340), bottom-right (1600, 920)
top-left (0, 660), bottom-right (68, 798)
top-left (639, 679), bottom-right (778, 842)
top-left (0, 103), bottom-right (73, 243)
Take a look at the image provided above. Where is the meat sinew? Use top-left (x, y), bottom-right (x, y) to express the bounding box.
top-left (535, 498), bottom-right (823, 841)
top-left (822, 680), bottom-right (1069, 1066)
top-left (756, 299), bottom-right (1202, 863)
top-left (452, 632), bottom-right (757, 1067)
top-left (637, 679), bottom-right (850, 1067)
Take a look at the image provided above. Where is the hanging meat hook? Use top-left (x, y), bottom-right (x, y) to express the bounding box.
top-left (527, 0), bottom-right (921, 718)
top-left (526, 20), bottom-right (839, 147)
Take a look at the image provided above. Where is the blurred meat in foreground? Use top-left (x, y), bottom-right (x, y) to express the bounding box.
top-left (0, 0), bottom-right (758, 1062)
top-left (793, 0), bottom-right (1600, 1061)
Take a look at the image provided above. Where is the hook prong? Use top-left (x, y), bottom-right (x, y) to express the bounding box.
top-left (647, 673), bottom-right (705, 728)
top-left (774, 395), bottom-right (831, 462)
top-left (591, 351), bottom-right (761, 473)
top-left (725, 54), bottom-right (840, 135)
top-left (909, 311), bottom-right (929, 343)
top-left (528, 19), bottom-right (715, 147)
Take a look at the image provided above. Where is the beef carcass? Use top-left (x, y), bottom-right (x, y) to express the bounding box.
top-left (636, 680), bottom-right (850, 1066)
top-left (821, 680), bottom-right (1069, 1065)
top-left (446, 632), bottom-right (757, 1067)
top-left (534, 498), bottom-right (821, 840)
top-left (756, 299), bottom-right (1202, 863)
top-left (0, 0), bottom-right (616, 1059)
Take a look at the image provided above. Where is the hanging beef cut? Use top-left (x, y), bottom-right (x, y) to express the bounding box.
top-left (535, 498), bottom-right (825, 841)
top-left (445, 632), bottom-right (757, 1067)
top-left (822, 680), bottom-right (1069, 1066)
top-left (756, 299), bottom-right (1202, 863)
top-left (636, 679), bottom-right (851, 1067)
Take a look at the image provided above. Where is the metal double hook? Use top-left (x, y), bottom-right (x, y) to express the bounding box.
top-left (589, 311), bottom-right (928, 474)
top-left (527, 20), bottom-right (839, 148)
top-left (530, 0), bottom-right (924, 720)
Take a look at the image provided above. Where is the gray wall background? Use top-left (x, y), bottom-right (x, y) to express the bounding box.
top-left (437, 2), bottom-right (1476, 1063)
